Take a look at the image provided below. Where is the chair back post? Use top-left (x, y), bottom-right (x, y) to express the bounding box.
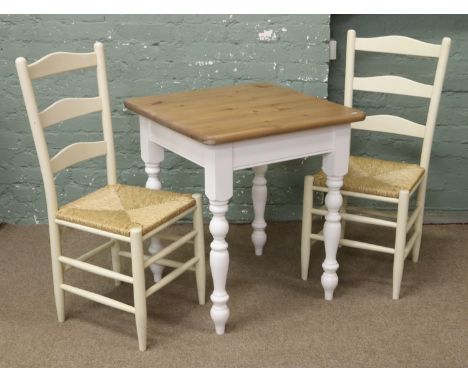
top-left (15, 57), bottom-right (59, 218)
top-left (420, 37), bottom-right (451, 170)
top-left (344, 29), bottom-right (356, 107)
top-left (94, 42), bottom-right (117, 185)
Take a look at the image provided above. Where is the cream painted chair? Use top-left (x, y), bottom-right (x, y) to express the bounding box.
top-left (15, 42), bottom-right (206, 351)
top-left (301, 30), bottom-right (451, 299)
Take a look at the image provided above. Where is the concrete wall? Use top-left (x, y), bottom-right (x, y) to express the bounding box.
top-left (0, 15), bottom-right (330, 224)
top-left (329, 15), bottom-right (468, 220)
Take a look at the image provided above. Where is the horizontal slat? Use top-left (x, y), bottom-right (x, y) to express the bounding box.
top-left (353, 76), bottom-right (433, 98)
top-left (56, 218), bottom-right (129, 242)
top-left (342, 212), bottom-right (397, 228)
top-left (145, 257), bottom-right (199, 298)
top-left (313, 186), bottom-right (400, 204)
top-left (28, 51), bottom-right (97, 80)
top-left (155, 233), bottom-right (194, 244)
top-left (141, 206), bottom-right (196, 240)
top-left (339, 238), bottom-right (395, 254)
top-left (310, 233), bottom-right (395, 254)
top-left (144, 230), bottom-right (197, 268)
top-left (117, 252), bottom-right (196, 271)
top-left (40, 97), bottom-right (102, 128)
top-left (346, 206), bottom-right (397, 220)
top-left (355, 36), bottom-right (441, 57)
top-left (352, 115), bottom-right (426, 138)
top-left (60, 284), bottom-right (135, 314)
top-left (153, 258), bottom-right (196, 271)
top-left (118, 251), bottom-right (132, 259)
top-left (311, 208), bottom-right (397, 228)
top-left (50, 141), bottom-right (107, 173)
top-left (63, 240), bottom-right (114, 271)
top-left (59, 256), bottom-right (133, 284)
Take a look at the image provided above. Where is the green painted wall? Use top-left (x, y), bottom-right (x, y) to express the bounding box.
top-left (0, 15), bottom-right (330, 224)
top-left (329, 15), bottom-right (468, 218)
top-left (5, 14), bottom-right (465, 225)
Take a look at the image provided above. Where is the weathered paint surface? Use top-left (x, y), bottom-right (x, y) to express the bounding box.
top-left (0, 15), bottom-right (330, 224)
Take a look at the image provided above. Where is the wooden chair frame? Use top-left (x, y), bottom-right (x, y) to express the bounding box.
top-left (301, 30), bottom-right (451, 299)
top-left (16, 42), bottom-right (206, 350)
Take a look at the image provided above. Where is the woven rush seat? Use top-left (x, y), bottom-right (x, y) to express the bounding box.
top-left (313, 156), bottom-right (425, 198)
top-left (56, 184), bottom-right (196, 236)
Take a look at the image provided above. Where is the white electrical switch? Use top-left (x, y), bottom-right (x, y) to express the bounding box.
top-left (329, 39), bottom-right (337, 61)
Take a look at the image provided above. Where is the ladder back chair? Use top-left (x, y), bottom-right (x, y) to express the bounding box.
top-left (15, 42), bottom-right (206, 351)
top-left (301, 30), bottom-right (451, 299)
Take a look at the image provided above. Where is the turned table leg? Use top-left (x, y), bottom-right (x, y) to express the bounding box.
top-left (140, 118), bottom-right (165, 282)
top-left (320, 126), bottom-right (350, 300)
top-left (208, 199), bottom-right (230, 334)
top-left (321, 176), bottom-right (343, 300)
top-left (251, 165), bottom-right (268, 256)
top-left (205, 148), bottom-right (233, 334)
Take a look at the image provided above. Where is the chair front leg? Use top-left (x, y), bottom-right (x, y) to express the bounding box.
top-left (130, 227), bottom-right (147, 351)
top-left (412, 179), bottom-right (427, 263)
top-left (193, 194), bottom-right (206, 305)
top-left (393, 190), bottom-right (409, 300)
top-left (301, 175), bottom-right (314, 280)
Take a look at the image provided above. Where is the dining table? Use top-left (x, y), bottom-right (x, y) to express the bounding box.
top-left (124, 82), bottom-right (366, 335)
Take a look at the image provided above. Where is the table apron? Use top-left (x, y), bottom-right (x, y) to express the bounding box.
top-left (142, 117), bottom-right (349, 171)
top-left (231, 127), bottom-right (339, 170)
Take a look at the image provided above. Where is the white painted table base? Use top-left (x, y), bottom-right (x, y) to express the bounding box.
top-left (139, 116), bottom-right (350, 334)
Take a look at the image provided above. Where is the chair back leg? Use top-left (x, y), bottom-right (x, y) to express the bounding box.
top-left (339, 195), bottom-right (348, 246)
top-left (193, 194), bottom-right (206, 305)
top-left (301, 175), bottom-right (314, 280)
top-left (393, 190), bottom-right (410, 300)
top-left (110, 241), bottom-right (121, 286)
top-left (49, 222), bottom-right (65, 322)
top-left (130, 227), bottom-right (147, 351)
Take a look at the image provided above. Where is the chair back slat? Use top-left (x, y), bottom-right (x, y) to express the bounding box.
top-left (353, 75), bottom-right (433, 98)
top-left (352, 115), bottom-right (426, 138)
top-left (40, 97), bottom-right (103, 128)
top-left (50, 141), bottom-right (107, 174)
top-left (16, 42), bottom-right (117, 218)
top-left (345, 30), bottom-right (451, 170)
top-left (28, 51), bottom-right (97, 80)
top-left (355, 35), bottom-right (441, 57)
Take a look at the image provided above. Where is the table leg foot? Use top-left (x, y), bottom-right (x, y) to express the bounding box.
top-left (321, 269), bottom-right (339, 301)
top-left (321, 175), bottom-right (343, 301)
top-left (210, 298), bottom-right (230, 335)
top-left (251, 165), bottom-right (268, 256)
top-left (209, 199), bottom-right (230, 334)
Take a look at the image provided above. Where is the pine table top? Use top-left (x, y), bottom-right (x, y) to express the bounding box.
top-left (125, 83), bottom-right (366, 145)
